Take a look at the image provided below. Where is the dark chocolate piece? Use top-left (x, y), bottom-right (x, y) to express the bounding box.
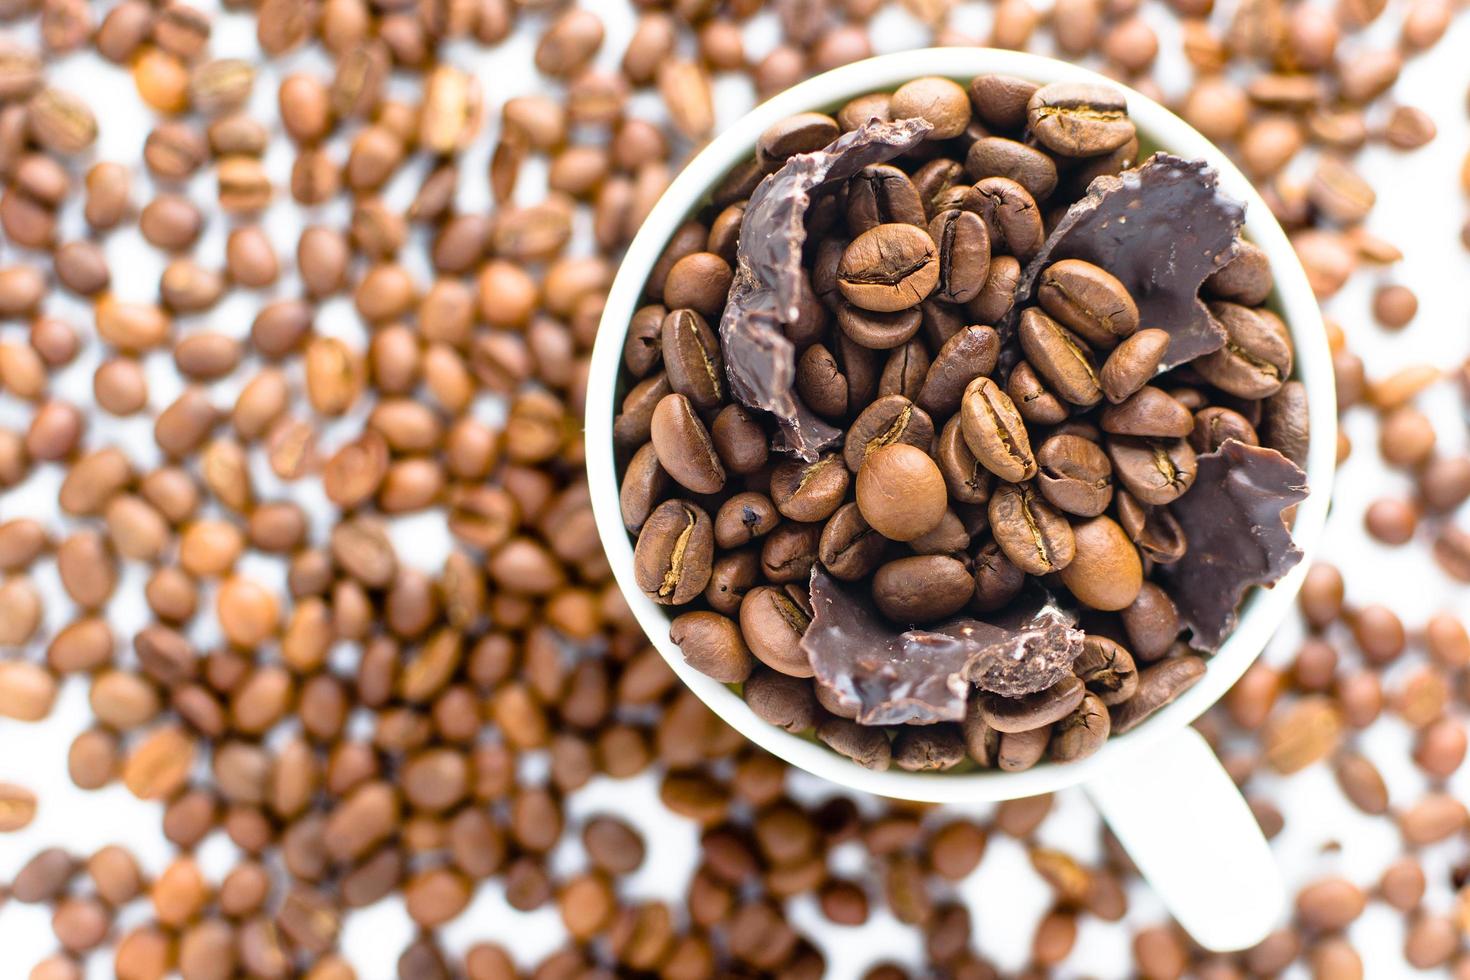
top-left (802, 569), bottom-right (1085, 726)
top-left (1157, 439), bottom-right (1308, 651)
top-left (1013, 153), bottom-right (1245, 370)
top-left (721, 118), bottom-right (932, 462)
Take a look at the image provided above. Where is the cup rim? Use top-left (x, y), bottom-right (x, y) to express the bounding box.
top-left (584, 47), bottom-right (1337, 803)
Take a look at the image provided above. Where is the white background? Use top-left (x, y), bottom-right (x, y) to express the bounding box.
top-left (1, 1), bottom-right (1469, 977)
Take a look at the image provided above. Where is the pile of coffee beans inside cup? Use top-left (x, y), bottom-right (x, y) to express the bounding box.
top-left (616, 75), bottom-right (1312, 772)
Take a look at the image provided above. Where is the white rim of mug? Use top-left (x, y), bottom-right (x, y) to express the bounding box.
top-left (584, 47), bottom-right (1338, 804)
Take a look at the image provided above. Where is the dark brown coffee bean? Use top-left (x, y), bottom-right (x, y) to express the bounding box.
top-left (843, 395), bottom-right (935, 472)
top-left (1036, 433), bottom-right (1113, 517)
top-left (623, 304), bottom-right (665, 377)
top-left (633, 499), bottom-right (713, 606)
top-left (966, 137), bottom-right (1058, 201)
top-left (1100, 386), bottom-right (1194, 438)
top-left (757, 112), bottom-right (839, 171)
top-left (856, 443), bottom-right (948, 543)
top-left (818, 503), bottom-right (885, 581)
top-left (1116, 489), bottom-right (1188, 564)
top-left (1107, 436), bottom-right (1197, 506)
top-left (972, 539), bottom-right (1025, 612)
top-left (982, 676), bottom-right (1085, 732)
top-left (1049, 692), bottom-right (1111, 762)
top-left (848, 164), bottom-right (926, 233)
top-left (760, 521), bottom-right (821, 584)
top-left (879, 339), bottom-right (931, 401)
top-left (1194, 302), bottom-right (1292, 399)
top-left (1027, 82), bottom-right (1134, 157)
top-left (660, 309), bottom-right (724, 412)
top-left (893, 724), bottom-right (967, 771)
top-left (917, 325), bottom-right (999, 417)
top-left (998, 726), bottom-right (1050, 771)
top-left (966, 254), bottom-right (1022, 325)
top-left (1058, 515), bottom-right (1142, 611)
top-left (619, 443), bottom-right (668, 534)
top-left (872, 555), bottom-right (973, 623)
top-left (614, 374), bottom-right (670, 449)
top-left (663, 252), bottom-right (733, 320)
top-left (1261, 379), bottom-right (1309, 466)
top-left (927, 209), bottom-right (991, 304)
top-left (970, 74), bottom-right (1039, 130)
top-left (1019, 308), bottom-right (1103, 406)
top-left (989, 482), bottom-right (1075, 575)
top-left (1189, 405), bottom-right (1261, 455)
top-left (960, 376), bottom-right (1036, 483)
top-left (705, 549), bottom-right (759, 616)
top-left (816, 717), bottom-right (891, 770)
top-left (714, 492), bottom-right (780, 549)
top-left (1073, 636), bottom-right (1139, 705)
top-left (770, 454), bottom-right (849, 523)
top-left (973, 177), bottom-right (1044, 260)
top-left (1005, 360), bottom-right (1068, 425)
top-left (1036, 259), bottom-right (1140, 349)
top-left (1111, 656), bottom-right (1206, 733)
top-left (649, 393), bottom-right (725, 495)
top-left (936, 416), bottom-right (994, 505)
top-left (837, 223), bottom-right (939, 313)
top-left (1120, 583), bottom-right (1182, 661)
top-left (835, 301), bottom-right (923, 350)
top-left (670, 611), bottom-right (754, 684)
top-left (1205, 240), bottom-right (1273, 305)
top-left (739, 587), bottom-right (812, 678)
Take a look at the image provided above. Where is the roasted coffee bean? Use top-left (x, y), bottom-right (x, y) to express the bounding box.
top-left (891, 76), bottom-right (971, 140)
top-left (739, 587), bottom-right (812, 678)
top-left (879, 340), bottom-right (930, 401)
top-left (1007, 360), bottom-right (1069, 425)
top-left (848, 164), bottom-right (926, 233)
top-left (649, 393), bottom-right (725, 495)
top-left (843, 395), bottom-right (935, 472)
top-left (1027, 82), bottom-right (1135, 157)
top-left (1018, 308), bottom-right (1103, 406)
top-left (835, 302), bottom-right (923, 350)
top-left (1206, 240), bottom-right (1273, 305)
top-left (705, 549), bottom-right (759, 617)
top-left (710, 405), bottom-right (768, 476)
top-left (633, 500), bottom-right (713, 605)
top-left (660, 309), bottom-right (724, 411)
top-left (614, 374), bottom-right (670, 449)
top-left (982, 676), bottom-right (1085, 733)
top-left (966, 137), bottom-right (1058, 201)
top-left (714, 492), bottom-right (780, 549)
top-left (997, 726), bottom-right (1050, 772)
top-left (856, 443), bottom-right (948, 543)
top-left (927, 210), bottom-right (991, 304)
top-left (1036, 434), bottom-right (1113, 517)
top-left (1049, 693), bottom-right (1111, 762)
top-left (1073, 636), bottom-right (1139, 705)
top-left (973, 177), bottom-right (1044, 260)
top-left (1100, 386), bottom-right (1194, 438)
top-left (619, 443), bottom-right (668, 534)
top-left (872, 555), bottom-right (973, 623)
top-left (1194, 302), bottom-right (1292, 399)
top-left (1111, 656), bottom-right (1207, 733)
top-left (1107, 436), bottom-right (1197, 506)
top-left (760, 521), bottom-right (820, 584)
top-left (670, 611), bottom-right (753, 684)
top-left (967, 254), bottom-right (1022, 326)
top-left (1036, 259), bottom-right (1139, 349)
top-left (961, 376), bottom-right (1036, 483)
top-left (918, 325), bottom-right (999, 417)
top-left (770, 454), bottom-right (849, 523)
top-left (1058, 515), bottom-right (1143, 611)
top-left (936, 416), bottom-right (994, 506)
top-left (757, 112), bottom-right (839, 171)
top-left (837, 223), bottom-right (939, 313)
top-left (818, 503), bottom-right (886, 581)
top-left (1120, 583), bottom-right (1182, 661)
top-left (970, 74), bottom-right (1038, 130)
top-left (1261, 380), bottom-right (1309, 466)
top-left (816, 718), bottom-right (892, 770)
top-left (1116, 489), bottom-right (1188, 564)
top-left (988, 482), bottom-right (1075, 575)
top-left (1190, 406), bottom-right (1261, 454)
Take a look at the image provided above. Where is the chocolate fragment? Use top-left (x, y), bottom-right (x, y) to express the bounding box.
top-left (721, 118), bottom-right (932, 462)
top-left (1156, 439), bottom-right (1308, 650)
top-left (1013, 153), bottom-right (1245, 370)
top-left (801, 569), bottom-right (1084, 726)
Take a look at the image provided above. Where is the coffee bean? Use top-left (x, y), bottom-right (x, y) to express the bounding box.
top-left (818, 502), bottom-right (885, 581)
top-left (914, 325), bottom-right (999, 418)
top-left (998, 726), bottom-right (1050, 772)
top-left (967, 254), bottom-right (1022, 325)
top-left (1027, 82), bottom-right (1134, 157)
top-left (989, 482), bottom-right (1075, 575)
top-left (873, 555), bottom-right (973, 623)
top-left (710, 405), bottom-right (768, 475)
top-left (1058, 515), bottom-right (1142, 611)
top-left (843, 394), bottom-right (935, 472)
top-left (760, 521), bottom-right (820, 584)
top-left (714, 492), bottom-right (779, 550)
top-left (1035, 434), bottom-right (1112, 517)
top-left (757, 112), bottom-right (839, 171)
top-left (960, 376), bottom-right (1036, 483)
top-left (634, 500), bottom-right (713, 605)
top-left (661, 309), bottom-right (724, 412)
top-left (890, 76), bottom-right (971, 140)
top-left (1205, 240), bottom-right (1273, 305)
top-left (1107, 436), bottom-right (1197, 506)
top-left (649, 393), bottom-right (725, 495)
top-left (973, 177), bottom-right (1044, 260)
top-left (770, 454), bottom-right (849, 523)
top-left (836, 301), bottom-right (923, 350)
top-left (1036, 259), bottom-right (1139, 349)
top-left (848, 164), bottom-right (926, 233)
top-left (1100, 386), bottom-right (1194, 438)
top-left (1049, 693), bottom-right (1111, 762)
top-left (969, 74), bottom-right (1038, 130)
top-left (0, 780), bottom-right (37, 831)
top-left (1194, 302), bottom-right (1292, 399)
top-left (1110, 656), bottom-right (1206, 733)
top-left (966, 137), bottom-right (1058, 201)
top-left (1018, 308), bottom-right (1103, 406)
top-left (670, 611), bottom-right (753, 684)
top-left (663, 252), bottom-right (733, 320)
top-left (893, 725), bottom-right (967, 771)
top-left (879, 339), bottom-right (931, 402)
top-left (837, 224), bottom-right (939, 313)
top-left (816, 718), bottom-right (892, 770)
top-left (982, 676), bottom-right (1085, 733)
top-left (856, 443), bottom-right (948, 542)
top-left (935, 416), bottom-right (993, 506)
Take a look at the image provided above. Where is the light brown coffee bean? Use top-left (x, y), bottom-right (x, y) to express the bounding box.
top-left (872, 555), bottom-right (973, 623)
top-left (739, 588), bottom-right (813, 679)
top-left (1027, 82), bottom-right (1133, 157)
top-left (633, 500), bottom-right (713, 606)
top-left (837, 223), bottom-right (939, 313)
top-left (670, 611), bottom-right (753, 684)
top-left (1107, 436), bottom-right (1197, 506)
top-left (989, 482), bottom-right (1075, 575)
top-left (1019, 308), bottom-right (1103, 406)
top-left (960, 376), bottom-right (1036, 483)
top-left (1036, 260), bottom-right (1139, 350)
top-left (649, 393), bottom-right (724, 495)
top-left (1036, 433), bottom-right (1112, 517)
top-left (769, 454), bottom-right (849, 523)
top-left (1058, 515), bottom-right (1143, 611)
top-left (660, 309), bottom-right (724, 412)
top-left (856, 443), bottom-right (948, 542)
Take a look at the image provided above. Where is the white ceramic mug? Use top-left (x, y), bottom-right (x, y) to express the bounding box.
top-left (585, 48), bottom-right (1338, 953)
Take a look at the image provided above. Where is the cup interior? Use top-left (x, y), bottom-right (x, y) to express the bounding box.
top-left (584, 48), bottom-right (1337, 804)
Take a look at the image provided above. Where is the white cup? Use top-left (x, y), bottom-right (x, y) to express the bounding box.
top-left (585, 48), bottom-right (1337, 953)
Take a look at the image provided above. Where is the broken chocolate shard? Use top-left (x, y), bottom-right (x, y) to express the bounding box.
top-left (802, 568), bottom-right (1085, 726)
top-left (1013, 153), bottom-right (1245, 370)
top-left (1156, 439), bottom-right (1308, 651)
top-left (721, 117), bottom-right (932, 462)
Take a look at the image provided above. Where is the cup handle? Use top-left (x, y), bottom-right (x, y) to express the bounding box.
top-left (1083, 725), bottom-right (1285, 953)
